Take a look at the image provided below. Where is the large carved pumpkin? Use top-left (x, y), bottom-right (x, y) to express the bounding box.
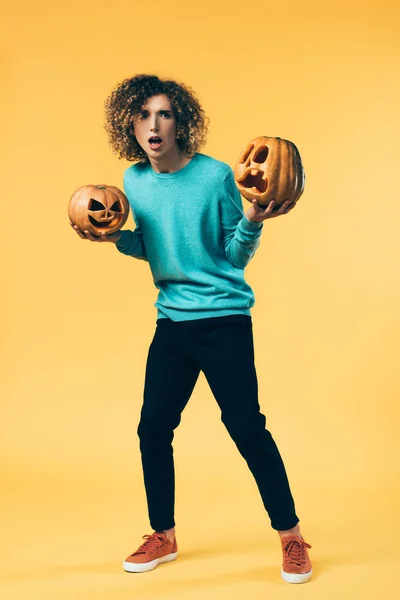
top-left (68, 184), bottom-right (129, 235)
top-left (234, 136), bottom-right (305, 207)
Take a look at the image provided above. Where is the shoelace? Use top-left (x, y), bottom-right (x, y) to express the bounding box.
top-left (282, 537), bottom-right (312, 567)
top-left (131, 533), bottom-right (167, 556)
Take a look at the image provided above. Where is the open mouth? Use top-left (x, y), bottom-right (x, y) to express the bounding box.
top-left (148, 136), bottom-right (162, 149)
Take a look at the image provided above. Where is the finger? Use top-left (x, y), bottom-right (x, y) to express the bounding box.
top-left (84, 230), bottom-right (98, 241)
top-left (282, 201), bottom-right (296, 214)
top-left (252, 198), bottom-right (270, 212)
top-left (276, 201), bottom-right (291, 215)
top-left (72, 224), bottom-right (86, 239)
top-left (263, 200), bottom-right (275, 214)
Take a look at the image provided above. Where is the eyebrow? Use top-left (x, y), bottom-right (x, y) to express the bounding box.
top-left (140, 108), bottom-right (172, 113)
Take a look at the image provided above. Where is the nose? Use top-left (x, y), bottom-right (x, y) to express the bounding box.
top-left (149, 114), bottom-right (159, 132)
top-left (99, 209), bottom-right (111, 221)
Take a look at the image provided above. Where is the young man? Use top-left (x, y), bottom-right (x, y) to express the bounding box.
top-left (71, 74), bottom-right (312, 584)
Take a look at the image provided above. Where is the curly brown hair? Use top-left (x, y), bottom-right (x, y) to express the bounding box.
top-left (104, 74), bottom-right (210, 162)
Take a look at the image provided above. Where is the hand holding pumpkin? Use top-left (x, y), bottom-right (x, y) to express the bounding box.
top-left (246, 199), bottom-right (296, 223)
top-left (70, 223), bottom-right (122, 243)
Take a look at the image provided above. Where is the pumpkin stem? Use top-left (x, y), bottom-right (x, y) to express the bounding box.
top-left (97, 186), bottom-right (106, 190)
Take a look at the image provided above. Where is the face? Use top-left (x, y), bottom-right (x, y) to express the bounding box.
top-left (234, 136), bottom-right (305, 207)
top-left (133, 94), bottom-right (179, 159)
top-left (68, 185), bottom-right (129, 236)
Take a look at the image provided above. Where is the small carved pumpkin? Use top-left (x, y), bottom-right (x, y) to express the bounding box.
top-left (234, 136), bottom-right (305, 207)
top-left (68, 185), bottom-right (129, 235)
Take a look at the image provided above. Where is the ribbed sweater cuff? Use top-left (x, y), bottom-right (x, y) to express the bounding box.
top-left (115, 229), bottom-right (132, 251)
top-left (241, 216), bottom-right (263, 230)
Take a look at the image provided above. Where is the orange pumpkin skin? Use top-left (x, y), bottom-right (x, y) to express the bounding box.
top-left (234, 136), bottom-right (305, 207)
top-left (68, 185), bottom-right (129, 235)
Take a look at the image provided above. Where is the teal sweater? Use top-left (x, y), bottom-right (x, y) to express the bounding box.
top-left (116, 152), bottom-right (263, 321)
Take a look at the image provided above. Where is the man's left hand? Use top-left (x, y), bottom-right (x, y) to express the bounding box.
top-left (245, 199), bottom-right (297, 223)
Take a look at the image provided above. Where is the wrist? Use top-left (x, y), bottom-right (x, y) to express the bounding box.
top-left (242, 215), bottom-right (263, 229)
top-left (114, 231), bottom-right (124, 245)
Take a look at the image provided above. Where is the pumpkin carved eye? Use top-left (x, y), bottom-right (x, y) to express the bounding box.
top-left (89, 199), bottom-right (106, 211)
top-left (88, 199), bottom-right (123, 212)
top-left (253, 147), bottom-right (268, 163)
top-left (111, 201), bottom-right (122, 212)
top-left (239, 144), bottom-right (254, 164)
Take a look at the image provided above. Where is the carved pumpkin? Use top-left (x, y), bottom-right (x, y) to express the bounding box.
top-left (68, 185), bottom-right (129, 235)
top-left (234, 136), bottom-right (305, 207)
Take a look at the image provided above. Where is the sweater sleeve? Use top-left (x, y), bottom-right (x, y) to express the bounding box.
top-left (115, 172), bottom-right (148, 261)
top-left (219, 169), bottom-right (263, 268)
top-left (115, 226), bottom-right (148, 261)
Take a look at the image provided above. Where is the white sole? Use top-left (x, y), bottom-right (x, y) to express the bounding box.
top-left (281, 568), bottom-right (312, 584)
top-left (123, 552), bottom-right (178, 573)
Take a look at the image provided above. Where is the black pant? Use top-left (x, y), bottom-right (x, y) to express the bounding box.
top-left (137, 314), bottom-right (299, 531)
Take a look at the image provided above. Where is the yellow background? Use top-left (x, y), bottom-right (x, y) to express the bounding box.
top-left (1, 0), bottom-right (399, 598)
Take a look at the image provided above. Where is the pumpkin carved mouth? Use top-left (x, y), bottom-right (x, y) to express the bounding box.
top-left (88, 215), bottom-right (118, 228)
top-left (239, 171), bottom-right (268, 193)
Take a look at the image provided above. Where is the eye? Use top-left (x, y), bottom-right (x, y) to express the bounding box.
top-left (88, 199), bottom-right (106, 211)
top-left (161, 111), bottom-right (172, 118)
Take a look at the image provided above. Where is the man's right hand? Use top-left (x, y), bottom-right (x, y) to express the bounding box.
top-left (70, 223), bottom-right (122, 244)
